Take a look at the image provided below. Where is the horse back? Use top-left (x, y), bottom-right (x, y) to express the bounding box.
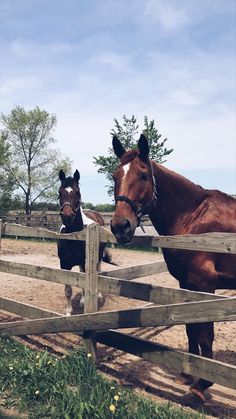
top-left (163, 191), bottom-right (236, 289)
top-left (172, 190), bottom-right (236, 235)
top-left (83, 209), bottom-right (105, 226)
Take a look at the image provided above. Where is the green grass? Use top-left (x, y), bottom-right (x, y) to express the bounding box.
top-left (0, 337), bottom-right (204, 419)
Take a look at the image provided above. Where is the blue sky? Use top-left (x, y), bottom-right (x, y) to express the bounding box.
top-left (1, 0), bottom-right (236, 203)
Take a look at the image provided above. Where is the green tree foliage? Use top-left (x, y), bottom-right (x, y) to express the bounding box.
top-left (0, 106), bottom-right (71, 214)
top-left (82, 202), bottom-right (115, 212)
top-left (93, 115), bottom-right (173, 196)
top-left (0, 133), bottom-right (16, 212)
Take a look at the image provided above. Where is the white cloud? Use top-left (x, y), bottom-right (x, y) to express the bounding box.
top-left (0, 0), bottom-right (235, 200)
top-left (145, 0), bottom-right (188, 30)
top-left (90, 52), bottom-right (132, 71)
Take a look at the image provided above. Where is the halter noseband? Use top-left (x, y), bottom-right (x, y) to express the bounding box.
top-left (115, 162), bottom-right (158, 231)
top-left (60, 201), bottom-right (80, 215)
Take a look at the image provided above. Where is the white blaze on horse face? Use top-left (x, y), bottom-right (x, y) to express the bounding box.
top-left (123, 163), bottom-right (130, 178)
top-left (120, 163), bottom-right (130, 195)
top-left (119, 163), bottom-right (130, 194)
top-left (65, 187), bottom-right (73, 194)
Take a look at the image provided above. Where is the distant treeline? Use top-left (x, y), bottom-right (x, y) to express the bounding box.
top-left (0, 201), bottom-right (115, 214)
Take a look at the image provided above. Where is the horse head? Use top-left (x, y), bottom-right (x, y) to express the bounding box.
top-left (111, 134), bottom-right (156, 243)
top-left (58, 169), bottom-right (81, 227)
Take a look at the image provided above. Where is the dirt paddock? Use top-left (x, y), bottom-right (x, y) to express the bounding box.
top-left (0, 238), bottom-right (235, 418)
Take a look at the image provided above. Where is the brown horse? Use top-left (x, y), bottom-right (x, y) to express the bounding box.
top-left (58, 169), bottom-right (113, 315)
top-left (110, 134), bottom-right (236, 401)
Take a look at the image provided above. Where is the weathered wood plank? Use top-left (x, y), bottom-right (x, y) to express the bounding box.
top-left (2, 222), bottom-right (86, 241)
top-left (85, 224), bottom-right (99, 313)
top-left (0, 260), bottom-right (86, 288)
top-left (0, 219), bottom-right (2, 254)
top-left (152, 232), bottom-right (236, 254)
top-left (101, 260), bottom-right (167, 280)
top-left (96, 330), bottom-right (236, 390)
top-left (0, 294), bottom-right (234, 390)
top-left (0, 258), bottom-right (228, 305)
top-left (98, 275), bottom-right (227, 304)
top-left (100, 228), bottom-right (236, 254)
top-left (0, 297), bottom-right (235, 336)
top-left (0, 296), bottom-right (60, 319)
top-left (3, 223), bottom-right (236, 254)
top-left (84, 223), bottom-right (100, 357)
top-left (0, 259), bottom-right (225, 305)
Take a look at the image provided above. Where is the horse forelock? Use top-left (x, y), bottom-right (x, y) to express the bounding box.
top-left (61, 176), bottom-right (79, 189)
top-left (120, 150), bottom-right (139, 165)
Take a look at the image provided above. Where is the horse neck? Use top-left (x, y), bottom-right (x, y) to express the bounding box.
top-left (64, 206), bottom-right (84, 233)
top-left (150, 162), bottom-right (207, 235)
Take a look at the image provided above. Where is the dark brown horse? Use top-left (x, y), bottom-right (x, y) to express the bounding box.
top-left (58, 169), bottom-right (113, 315)
top-left (110, 134), bottom-right (236, 401)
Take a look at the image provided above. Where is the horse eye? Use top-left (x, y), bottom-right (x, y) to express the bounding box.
top-left (140, 173), bottom-right (148, 181)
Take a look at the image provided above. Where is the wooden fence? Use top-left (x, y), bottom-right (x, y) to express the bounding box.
top-left (0, 220), bottom-right (235, 391)
top-left (0, 211), bottom-right (114, 231)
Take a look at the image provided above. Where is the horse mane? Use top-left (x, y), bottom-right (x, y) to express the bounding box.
top-left (153, 161), bottom-right (207, 196)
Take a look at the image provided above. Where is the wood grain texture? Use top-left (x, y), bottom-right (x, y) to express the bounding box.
top-left (0, 297), bottom-right (235, 336)
top-left (96, 330), bottom-right (236, 390)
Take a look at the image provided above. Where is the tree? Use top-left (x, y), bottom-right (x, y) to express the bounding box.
top-left (0, 133), bottom-right (16, 212)
top-left (93, 115), bottom-right (173, 196)
top-left (0, 106), bottom-right (72, 214)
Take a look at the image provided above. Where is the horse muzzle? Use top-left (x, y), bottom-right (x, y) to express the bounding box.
top-left (60, 213), bottom-right (75, 228)
top-left (110, 218), bottom-right (135, 244)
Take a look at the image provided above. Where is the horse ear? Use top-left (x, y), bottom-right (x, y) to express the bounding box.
top-left (59, 169), bottom-right (66, 181)
top-left (138, 134), bottom-right (149, 160)
top-left (74, 170), bottom-right (80, 183)
top-left (112, 136), bottom-right (126, 158)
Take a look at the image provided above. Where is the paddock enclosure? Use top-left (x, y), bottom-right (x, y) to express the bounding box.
top-left (0, 220), bottom-right (235, 415)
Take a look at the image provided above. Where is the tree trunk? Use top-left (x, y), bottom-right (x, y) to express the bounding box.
top-left (25, 191), bottom-right (31, 216)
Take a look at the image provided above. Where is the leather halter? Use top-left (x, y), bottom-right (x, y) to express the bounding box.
top-left (60, 201), bottom-right (80, 215)
top-left (115, 162), bottom-right (158, 230)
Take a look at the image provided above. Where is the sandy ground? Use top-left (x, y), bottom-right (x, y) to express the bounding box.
top-left (0, 238), bottom-right (235, 418)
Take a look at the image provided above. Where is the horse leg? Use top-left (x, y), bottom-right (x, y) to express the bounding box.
top-left (186, 258), bottom-right (217, 401)
top-left (79, 264), bottom-right (85, 309)
top-left (65, 284), bottom-right (73, 316)
top-left (190, 322), bottom-right (214, 402)
top-left (176, 323), bottom-right (200, 385)
top-left (97, 261), bottom-right (104, 306)
top-left (59, 259), bottom-right (73, 316)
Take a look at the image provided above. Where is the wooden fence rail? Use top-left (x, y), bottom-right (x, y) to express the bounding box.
top-left (1, 297), bottom-right (235, 337)
top-left (2, 222), bottom-right (236, 253)
top-left (0, 220), bottom-right (235, 392)
top-left (0, 295), bottom-right (235, 391)
top-left (0, 259), bottom-right (230, 305)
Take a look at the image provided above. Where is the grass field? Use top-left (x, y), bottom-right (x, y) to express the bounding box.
top-left (0, 336), bottom-right (206, 419)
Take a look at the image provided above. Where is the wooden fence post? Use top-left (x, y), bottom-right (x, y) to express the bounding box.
top-left (84, 223), bottom-right (100, 359)
top-left (0, 219), bottom-right (2, 254)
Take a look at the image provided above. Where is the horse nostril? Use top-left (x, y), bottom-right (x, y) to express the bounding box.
top-left (122, 219), bottom-right (131, 233)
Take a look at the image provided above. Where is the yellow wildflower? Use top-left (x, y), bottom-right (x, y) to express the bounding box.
top-left (109, 404), bottom-right (116, 412)
top-left (35, 390), bottom-right (40, 395)
top-left (36, 355), bottom-right (40, 360)
top-left (114, 395), bottom-right (119, 401)
top-left (110, 386), bottom-right (115, 390)
top-left (87, 353), bottom-right (92, 358)
top-left (9, 366), bottom-right (13, 371)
